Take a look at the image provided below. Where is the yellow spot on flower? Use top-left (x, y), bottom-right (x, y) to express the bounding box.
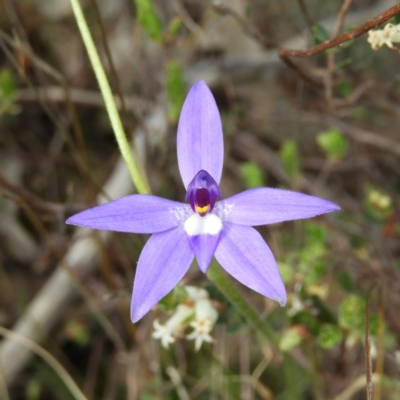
top-left (195, 205), bottom-right (210, 214)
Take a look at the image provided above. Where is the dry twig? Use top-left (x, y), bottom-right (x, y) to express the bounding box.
top-left (279, 3), bottom-right (400, 82)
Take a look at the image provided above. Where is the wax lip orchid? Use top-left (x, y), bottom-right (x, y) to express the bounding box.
top-left (67, 81), bottom-right (340, 323)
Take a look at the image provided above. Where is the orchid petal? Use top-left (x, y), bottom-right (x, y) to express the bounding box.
top-left (215, 223), bottom-right (286, 305)
top-left (131, 227), bottom-right (194, 322)
top-left (177, 81), bottom-right (224, 187)
top-left (66, 195), bottom-right (191, 234)
top-left (215, 188), bottom-right (340, 226)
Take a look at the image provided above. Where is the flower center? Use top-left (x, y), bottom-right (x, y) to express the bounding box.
top-left (185, 170), bottom-right (221, 217)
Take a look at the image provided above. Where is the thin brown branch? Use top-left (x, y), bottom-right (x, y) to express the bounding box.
top-left (332, 0), bottom-right (354, 37)
top-left (279, 3), bottom-right (400, 81)
top-left (0, 172), bottom-right (83, 216)
top-left (325, 0), bottom-right (354, 110)
top-left (279, 3), bottom-right (400, 59)
top-left (16, 86), bottom-right (151, 113)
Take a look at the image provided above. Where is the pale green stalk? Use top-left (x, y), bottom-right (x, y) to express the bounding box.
top-left (207, 261), bottom-right (278, 346)
top-left (69, 0), bottom-right (149, 194)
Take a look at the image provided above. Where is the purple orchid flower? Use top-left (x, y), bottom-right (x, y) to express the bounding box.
top-left (67, 81), bottom-right (340, 322)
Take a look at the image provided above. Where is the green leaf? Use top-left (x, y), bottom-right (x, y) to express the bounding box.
top-left (158, 285), bottom-right (187, 313)
top-left (166, 60), bottom-right (185, 122)
top-left (336, 78), bottom-right (353, 98)
top-left (240, 162), bottom-right (264, 188)
top-left (167, 16), bottom-right (183, 38)
top-left (339, 295), bottom-right (365, 333)
top-left (134, 0), bottom-right (163, 42)
top-left (337, 271), bottom-right (355, 292)
top-left (279, 140), bottom-right (300, 180)
top-left (0, 68), bottom-right (16, 99)
top-left (316, 128), bottom-right (348, 160)
top-left (279, 327), bottom-right (303, 352)
top-left (305, 222), bottom-right (327, 245)
top-left (26, 380), bottom-right (42, 400)
top-left (317, 324), bottom-right (342, 348)
top-left (312, 24), bottom-right (330, 46)
top-left (393, 14), bottom-right (400, 25)
top-left (292, 311), bottom-right (319, 335)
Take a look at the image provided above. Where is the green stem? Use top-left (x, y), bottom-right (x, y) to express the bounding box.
top-left (69, 0), bottom-right (149, 195)
top-left (207, 261), bottom-right (278, 346)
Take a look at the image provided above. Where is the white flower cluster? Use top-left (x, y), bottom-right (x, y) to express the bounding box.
top-left (367, 23), bottom-right (400, 50)
top-left (152, 286), bottom-right (218, 351)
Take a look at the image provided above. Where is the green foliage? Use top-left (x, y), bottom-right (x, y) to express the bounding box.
top-left (279, 326), bottom-right (303, 352)
top-left (298, 243), bottom-right (327, 285)
top-left (312, 24), bottom-right (330, 46)
top-left (318, 324), bottom-right (342, 348)
top-left (279, 140), bottom-right (300, 181)
top-left (392, 14), bottom-right (400, 25)
top-left (0, 68), bottom-right (16, 98)
top-left (298, 224), bottom-right (329, 285)
top-left (158, 285), bottom-right (188, 313)
top-left (305, 222), bottom-right (327, 245)
top-left (336, 78), bottom-right (353, 98)
top-left (26, 379), bottom-right (42, 400)
top-left (278, 261), bottom-right (294, 285)
top-left (339, 295), bottom-right (365, 334)
top-left (363, 185), bottom-right (393, 222)
top-left (0, 68), bottom-right (19, 116)
top-left (166, 60), bottom-right (185, 122)
top-left (240, 162), bottom-right (264, 188)
top-left (167, 16), bottom-right (183, 38)
top-left (65, 320), bottom-right (89, 346)
top-left (134, 0), bottom-right (163, 42)
top-left (316, 128), bottom-right (348, 161)
top-left (292, 310), bottom-right (319, 335)
top-left (337, 271), bottom-right (355, 292)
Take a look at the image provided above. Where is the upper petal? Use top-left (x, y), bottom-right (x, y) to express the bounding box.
top-left (214, 223), bottom-right (286, 305)
top-left (177, 81), bottom-right (224, 188)
top-left (215, 188), bottom-right (340, 226)
top-left (66, 195), bottom-right (191, 234)
top-left (131, 227), bottom-right (194, 322)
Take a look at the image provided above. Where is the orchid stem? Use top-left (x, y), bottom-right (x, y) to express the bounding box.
top-left (207, 261), bottom-right (304, 395)
top-left (69, 0), bottom-right (149, 195)
top-left (207, 261), bottom-right (278, 346)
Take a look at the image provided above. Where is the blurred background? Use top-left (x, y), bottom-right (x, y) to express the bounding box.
top-left (0, 0), bottom-right (400, 399)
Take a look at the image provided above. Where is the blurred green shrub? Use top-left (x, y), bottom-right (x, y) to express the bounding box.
top-left (134, 0), bottom-right (163, 42)
top-left (166, 60), bottom-right (185, 122)
top-left (240, 162), bottom-right (264, 188)
top-left (317, 128), bottom-right (348, 161)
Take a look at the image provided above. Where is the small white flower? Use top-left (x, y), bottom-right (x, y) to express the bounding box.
top-left (187, 299), bottom-right (218, 351)
top-left (367, 23), bottom-right (400, 50)
top-left (184, 286), bottom-right (209, 302)
top-left (152, 304), bottom-right (194, 348)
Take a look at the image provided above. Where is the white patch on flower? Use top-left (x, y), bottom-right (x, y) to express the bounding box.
top-left (213, 201), bottom-right (234, 221)
top-left (184, 213), bottom-right (222, 236)
top-left (170, 205), bottom-right (193, 224)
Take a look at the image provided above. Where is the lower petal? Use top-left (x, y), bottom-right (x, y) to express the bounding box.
top-left (131, 227), bottom-right (194, 322)
top-left (184, 213), bottom-right (222, 273)
top-left (214, 223), bottom-right (286, 306)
